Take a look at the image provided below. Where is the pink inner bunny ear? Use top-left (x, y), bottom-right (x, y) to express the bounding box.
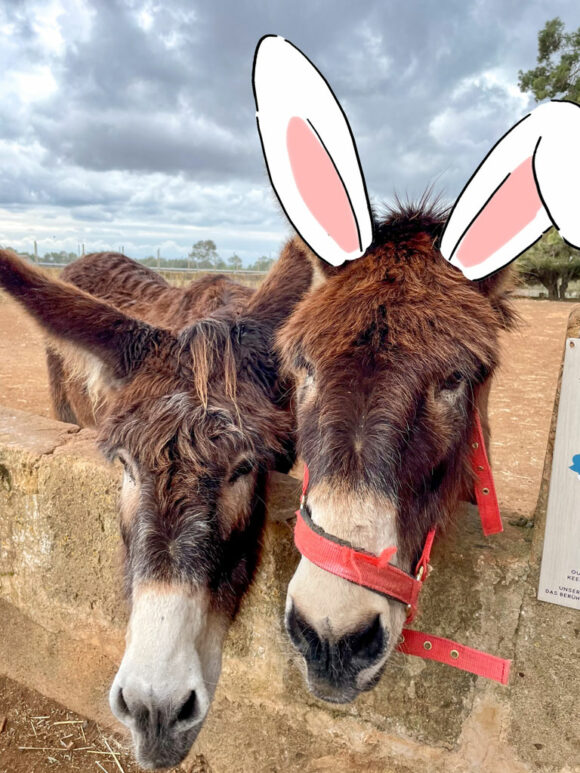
top-left (454, 157), bottom-right (543, 269)
top-left (286, 116), bottom-right (360, 253)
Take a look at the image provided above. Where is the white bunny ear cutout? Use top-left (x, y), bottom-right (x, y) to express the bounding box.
top-left (441, 100), bottom-right (580, 281)
top-left (253, 35), bottom-right (373, 267)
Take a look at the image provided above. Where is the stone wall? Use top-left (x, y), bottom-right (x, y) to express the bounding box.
top-left (1, 311), bottom-right (579, 772)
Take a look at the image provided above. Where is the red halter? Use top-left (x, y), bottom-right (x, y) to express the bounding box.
top-left (293, 411), bottom-right (511, 685)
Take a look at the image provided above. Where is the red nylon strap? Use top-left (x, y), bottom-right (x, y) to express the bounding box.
top-left (471, 413), bottom-right (503, 536)
top-left (301, 463), bottom-right (309, 497)
top-left (397, 628), bottom-right (511, 685)
top-left (405, 527), bottom-right (436, 623)
top-left (294, 507), bottom-right (422, 608)
top-left (293, 409), bottom-right (510, 685)
top-left (414, 528), bottom-right (435, 581)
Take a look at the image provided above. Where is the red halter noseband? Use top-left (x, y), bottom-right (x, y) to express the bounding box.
top-left (295, 494), bottom-right (433, 619)
top-left (293, 411), bottom-right (511, 685)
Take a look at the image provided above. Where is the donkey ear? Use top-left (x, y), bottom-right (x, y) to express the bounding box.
top-left (0, 250), bottom-right (168, 383)
top-left (253, 35), bottom-right (373, 267)
top-left (441, 100), bottom-right (580, 281)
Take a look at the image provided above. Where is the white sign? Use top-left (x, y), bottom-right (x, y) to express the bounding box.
top-left (538, 337), bottom-right (580, 610)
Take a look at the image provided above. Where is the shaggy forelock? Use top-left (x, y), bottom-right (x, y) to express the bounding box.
top-left (177, 318), bottom-right (238, 408)
top-left (105, 397), bottom-right (252, 472)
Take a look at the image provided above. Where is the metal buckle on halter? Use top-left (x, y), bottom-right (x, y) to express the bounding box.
top-left (405, 564), bottom-right (427, 618)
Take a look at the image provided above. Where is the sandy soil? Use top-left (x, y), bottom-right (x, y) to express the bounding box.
top-left (0, 673), bottom-right (138, 773)
top-left (0, 675), bottom-right (210, 773)
top-left (488, 299), bottom-right (573, 516)
top-left (0, 294), bottom-right (575, 772)
top-left (0, 294), bottom-right (52, 418)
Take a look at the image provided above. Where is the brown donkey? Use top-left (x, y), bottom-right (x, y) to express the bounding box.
top-left (252, 37), bottom-right (573, 702)
top-left (276, 222), bottom-right (514, 701)
top-left (0, 247), bottom-right (311, 768)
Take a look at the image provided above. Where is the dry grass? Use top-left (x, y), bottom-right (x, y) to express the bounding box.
top-left (0, 675), bottom-right (211, 773)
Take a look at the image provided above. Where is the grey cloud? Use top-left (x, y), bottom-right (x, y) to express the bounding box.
top-left (34, 109), bottom-right (258, 179)
top-left (1, 0), bottom-right (580, 260)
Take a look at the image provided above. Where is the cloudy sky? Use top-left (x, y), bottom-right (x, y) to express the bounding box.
top-left (1, 0), bottom-right (579, 264)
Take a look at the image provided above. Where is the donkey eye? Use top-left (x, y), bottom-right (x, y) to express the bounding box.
top-left (229, 459), bottom-right (255, 484)
top-left (440, 371), bottom-right (465, 391)
top-left (116, 452), bottom-right (136, 483)
top-left (294, 354), bottom-right (314, 377)
top-left (116, 453), bottom-right (128, 469)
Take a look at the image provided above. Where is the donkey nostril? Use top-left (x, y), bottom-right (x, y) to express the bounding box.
top-left (286, 603), bottom-right (321, 658)
top-left (175, 690), bottom-right (197, 724)
top-left (113, 687), bottom-right (149, 727)
top-left (349, 614), bottom-right (385, 662)
top-left (115, 687), bottom-right (130, 719)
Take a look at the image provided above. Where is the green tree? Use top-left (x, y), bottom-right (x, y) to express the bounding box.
top-left (517, 18), bottom-right (580, 297)
top-left (518, 17), bottom-right (580, 102)
top-left (248, 255), bottom-right (275, 272)
top-left (188, 239), bottom-right (220, 269)
top-left (518, 230), bottom-right (580, 299)
top-left (227, 253), bottom-right (243, 271)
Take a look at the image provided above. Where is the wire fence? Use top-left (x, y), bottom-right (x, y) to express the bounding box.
top-left (36, 261), bottom-right (269, 277)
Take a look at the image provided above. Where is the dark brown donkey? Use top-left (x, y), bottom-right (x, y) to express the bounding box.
top-left (252, 36), bottom-right (559, 703)
top-left (0, 247), bottom-right (311, 768)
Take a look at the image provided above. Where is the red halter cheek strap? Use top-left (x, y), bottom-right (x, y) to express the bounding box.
top-left (293, 412), bottom-right (511, 685)
top-left (470, 411), bottom-right (503, 536)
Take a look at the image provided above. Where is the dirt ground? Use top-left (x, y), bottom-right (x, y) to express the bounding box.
top-left (0, 293), bottom-right (53, 419)
top-left (487, 299), bottom-right (573, 516)
top-left (0, 294), bottom-right (575, 772)
top-left (0, 674), bottom-right (139, 773)
top-left (0, 675), bottom-right (209, 773)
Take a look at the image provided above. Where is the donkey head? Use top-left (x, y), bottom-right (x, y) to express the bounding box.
top-left (0, 253), bottom-right (297, 767)
top-left (103, 315), bottom-right (294, 767)
top-left (254, 35), bottom-right (580, 702)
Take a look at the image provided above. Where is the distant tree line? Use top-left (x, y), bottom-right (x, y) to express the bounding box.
top-left (140, 240), bottom-right (273, 271)
top-left (5, 234), bottom-right (580, 298)
top-left (5, 240), bottom-right (276, 272)
top-left (11, 249), bottom-right (79, 264)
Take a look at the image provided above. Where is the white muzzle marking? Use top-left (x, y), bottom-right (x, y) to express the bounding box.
top-left (110, 586), bottom-right (220, 733)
